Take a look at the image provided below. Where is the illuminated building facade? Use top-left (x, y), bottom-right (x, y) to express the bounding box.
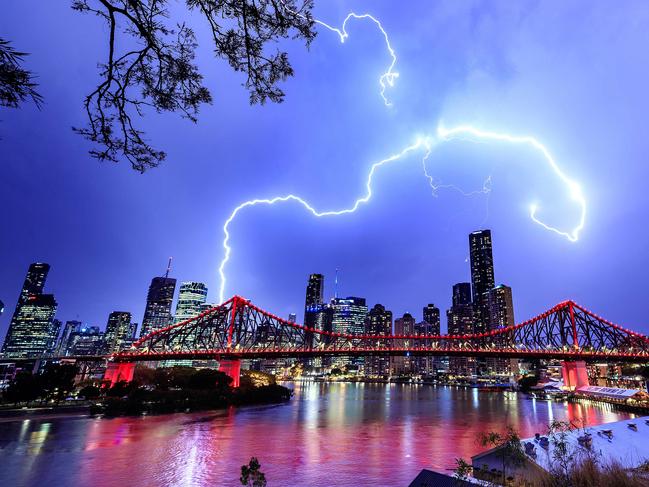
top-left (140, 276), bottom-right (176, 337)
top-left (469, 230), bottom-right (495, 335)
top-left (2, 263), bottom-right (58, 358)
top-left (104, 311), bottom-right (132, 353)
top-left (364, 303), bottom-right (392, 376)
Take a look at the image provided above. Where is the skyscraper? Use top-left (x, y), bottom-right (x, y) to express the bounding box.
top-left (288, 313), bottom-right (297, 323)
top-left (365, 304), bottom-right (392, 376)
top-left (452, 282), bottom-right (472, 307)
top-left (422, 304), bottom-right (441, 334)
top-left (469, 230), bottom-right (495, 334)
top-left (174, 282), bottom-right (208, 323)
top-left (305, 274), bottom-right (324, 309)
top-left (57, 320), bottom-right (81, 355)
top-left (447, 283), bottom-right (477, 377)
top-left (332, 296), bottom-right (367, 367)
top-left (391, 313), bottom-right (415, 375)
top-left (487, 284), bottom-right (517, 376)
top-left (104, 311), bottom-right (132, 353)
top-left (332, 297), bottom-right (367, 335)
top-left (2, 263), bottom-right (58, 358)
top-left (140, 275), bottom-right (176, 337)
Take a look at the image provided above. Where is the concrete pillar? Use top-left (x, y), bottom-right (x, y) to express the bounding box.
top-left (219, 359), bottom-right (241, 388)
top-left (561, 360), bottom-right (589, 390)
top-left (104, 362), bottom-right (135, 387)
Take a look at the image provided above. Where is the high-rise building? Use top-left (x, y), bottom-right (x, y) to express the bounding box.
top-left (17, 262), bottom-right (49, 304)
top-left (104, 311), bottom-right (132, 353)
top-left (305, 274), bottom-right (324, 309)
top-left (447, 283), bottom-right (477, 377)
top-left (140, 276), bottom-right (176, 337)
top-left (452, 282), bottom-right (472, 307)
top-left (422, 304), bottom-right (441, 334)
top-left (48, 319), bottom-right (62, 354)
top-left (469, 230), bottom-right (495, 334)
top-left (174, 282), bottom-right (208, 324)
top-left (288, 313), bottom-right (297, 323)
top-left (365, 304), bottom-right (392, 376)
top-left (486, 284), bottom-right (518, 376)
top-left (391, 313), bottom-right (415, 375)
top-left (2, 263), bottom-right (58, 358)
top-left (332, 297), bottom-right (367, 335)
top-left (67, 326), bottom-right (104, 356)
top-left (57, 320), bottom-right (81, 355)
top-left (332, 296), bottom-right (367, 367)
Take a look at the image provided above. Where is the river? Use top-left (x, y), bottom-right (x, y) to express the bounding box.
top-left (0, 382), bottom-right (634, 486)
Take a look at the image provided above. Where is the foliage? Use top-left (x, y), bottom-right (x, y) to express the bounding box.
top-left (40, 363), bottom-right (78, 403)
top-left (78, 385), bottom-right (102, 399)
top-left (3, 371), bottom-right (43, 404)
top-left (476, 426), bottom-right (525, 486)
top-left (453, 457), bottom-right (473, 482)
top-left (69, 0), bottom-right (316, 172)
top-left (0, 39), bottom-right (42, 110)
top-left (240, 457), bottom-right (267, 487)
top-left (100, 365), bottom-right (287, 416)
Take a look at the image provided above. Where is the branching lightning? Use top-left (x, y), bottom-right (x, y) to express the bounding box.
top-left (216, 10), bottom-right (587, 303)
top-left (313, 13), bottom-right (398, 106)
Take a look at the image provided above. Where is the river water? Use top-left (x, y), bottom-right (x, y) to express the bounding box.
top-left (0, 382), bottom-right (633, 486)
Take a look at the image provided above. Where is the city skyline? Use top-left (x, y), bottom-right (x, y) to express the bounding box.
top-left (0, 227), bottom-right (516, 352)
top-left (3, 2), bottom-right (649, 339)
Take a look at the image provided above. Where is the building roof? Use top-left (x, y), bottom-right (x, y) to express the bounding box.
top-left (408, 469), bottom-right (475, 487)
top-left (577, 385), bottom-right (640, 399)
top-left (520, 417), bottom-right (649, 471)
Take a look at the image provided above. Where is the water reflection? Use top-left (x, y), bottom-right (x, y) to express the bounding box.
top-left (0, 383), bottom-right (634, 487)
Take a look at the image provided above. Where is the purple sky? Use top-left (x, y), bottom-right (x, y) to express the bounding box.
top-left (2, 1), bottom-right (649, 339)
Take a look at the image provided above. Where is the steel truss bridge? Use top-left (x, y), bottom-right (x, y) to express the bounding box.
top-left (112, 296), bottom-right (649, 364)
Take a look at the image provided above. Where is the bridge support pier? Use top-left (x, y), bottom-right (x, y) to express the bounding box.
top-left (561, 360), bottom-right (589, 390)
top-left (219, 359), bottom-right (241, 388)
top-left (104, 362), bottom-right (135, 387)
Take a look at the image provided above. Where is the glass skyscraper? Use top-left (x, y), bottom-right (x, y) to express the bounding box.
top-left (104, 311), bottom-right (132, 353)
top-left (140, 276), bottom-right (176, 337)
top-left (2, 262), bottom-right (58, 358)
top-left (469, 230), bottom-right (495, 334)
top-left (174, 282), bottom-right (208, 324)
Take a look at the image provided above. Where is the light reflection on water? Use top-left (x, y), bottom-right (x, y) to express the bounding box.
top-left (0, 383), bottom-right (633, 486)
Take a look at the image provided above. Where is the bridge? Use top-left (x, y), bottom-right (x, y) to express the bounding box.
top-left (104, 296), bottom-right (649, 388)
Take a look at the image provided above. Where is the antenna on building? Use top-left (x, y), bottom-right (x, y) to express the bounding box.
top-left (165, 257), bottom-right (173, 278)
top-left (334, 267), bottom-right (339, 299)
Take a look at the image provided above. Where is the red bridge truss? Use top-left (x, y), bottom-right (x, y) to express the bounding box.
top-left (113, 296), bottom-right (649, 364)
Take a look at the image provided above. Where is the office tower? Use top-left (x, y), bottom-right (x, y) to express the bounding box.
top-left (2, 263), bottom-right (58, 358)
top-left (332, 296), bottom-right (367, 368)
top-left (447, 283), bottom-right (477, 377)
top-left (452, 282), bottom-right (472, 307)
top-left (17, 262), bottom-right (49, 304)
top-left (391, 312), bottom-right (415, 375)
top-left (303, 274), bottom-right (325, 355)
top-left (365, 304), bottom-right (393, 377)
top-left (288, 313), bottom-right (297, 323)
top-left (332, 297), bottom-right (367, 335)
top-left (469, 230), bottom-right (495, 334)
top-left (57, 320), bottom-right (81, 355)
top-left (48, 319), bottom-right (62, 354)
top-left (487, 284), bottom-right (518, 376)
top-left (67, 326), bottom-right (104, 355)
top-left (422, 304), bottom-right (441, 334)
top-left (140, 274), bottom-right (177, 337)
top-left (128, 322), bottom-right (138, 339)
top-left (174, 282), bottom-right (208, 324)
top-left (104, 311), bottom-right (132, 353)
top-left (305, 274), bottom-right (324, 309)
top-left (418, 304), bottom-right (441, 375)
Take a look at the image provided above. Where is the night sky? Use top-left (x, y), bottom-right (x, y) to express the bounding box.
top-left (2, 1), bottom-right (649, 340)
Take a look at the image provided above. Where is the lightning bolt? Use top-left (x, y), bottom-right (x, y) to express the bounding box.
top-left (313, 13), bottom-right (399, 106)
top-left (216, 10), bottom-right (587, 303)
